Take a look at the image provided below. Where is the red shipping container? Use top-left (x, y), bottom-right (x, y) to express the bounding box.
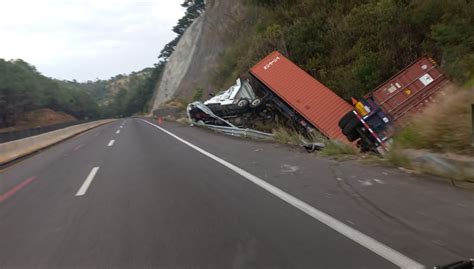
top-left (250, 51), bottom-right (353, 140)
top-left (368, 56), bottom-right (450, 124)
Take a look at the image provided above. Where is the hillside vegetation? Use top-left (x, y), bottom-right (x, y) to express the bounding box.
top-left (57, 66), bottom-right (162, 118)
top-left (0, 59), bottom-right (100, 128)
top-left (213, 0), bottom-right (473, 98)
top-left (0, 108), bottom-right (77, 133)
top-left (0, 59), bottom-right (162, 129)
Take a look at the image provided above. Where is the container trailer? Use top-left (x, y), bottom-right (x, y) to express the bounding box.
top-left (338, 56), bottom-right (451, 153)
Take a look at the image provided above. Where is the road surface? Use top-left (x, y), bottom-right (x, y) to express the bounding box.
top-left (0, 118), bottom-right (473, 268)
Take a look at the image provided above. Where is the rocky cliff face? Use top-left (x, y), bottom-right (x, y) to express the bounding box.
top-left (150, 0), bottom-right (244, 113)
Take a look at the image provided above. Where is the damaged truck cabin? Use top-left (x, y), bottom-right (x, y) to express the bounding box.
top-left (188, 51), bottom-right (353, 141)
top-left (337, 56), bottom-right (451, 152)
top-left (187, 78), bottom-right (264, 127)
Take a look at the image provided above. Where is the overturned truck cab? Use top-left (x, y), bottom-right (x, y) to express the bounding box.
top-left (187, 78), bottom-right (267, 127)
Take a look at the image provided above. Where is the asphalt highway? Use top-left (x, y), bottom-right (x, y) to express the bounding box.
top-left (0, 118), bottom-right (472, 268)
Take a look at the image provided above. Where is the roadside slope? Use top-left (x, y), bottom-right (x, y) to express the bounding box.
top-left (150, 0), bottom-right (244, 112)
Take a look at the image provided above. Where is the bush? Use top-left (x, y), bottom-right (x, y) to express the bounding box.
top-left (192, 88), bottom-right (204, 101)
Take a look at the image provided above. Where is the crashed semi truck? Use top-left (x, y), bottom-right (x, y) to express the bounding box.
top-left (337, 56), bottom-right (451, 153)
top-left (188, 52), bottom-right (450, 153)
top-left (188, 51), bottom-right (353, 141)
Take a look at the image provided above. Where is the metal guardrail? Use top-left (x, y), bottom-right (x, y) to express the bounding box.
top-left (193, 122), bottom-right (274, 141)
top-left (0, 120), bottom-right (93, 143)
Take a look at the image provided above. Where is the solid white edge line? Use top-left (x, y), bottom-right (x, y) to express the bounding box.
top-left (76, 167), bottom-right (100, 196)
top-left (139, 119), bottom-right (424, 269)
top-left (108, 140), bottom-right (115, 147)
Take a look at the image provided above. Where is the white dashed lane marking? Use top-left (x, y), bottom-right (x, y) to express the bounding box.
top-left (76, 167), bottom-right (100, 196)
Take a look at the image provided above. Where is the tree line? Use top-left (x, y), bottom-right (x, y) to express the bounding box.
top-left (0, 58), bottom-right (161, 128)
top-left (0, 59), bottom-right (100, 128)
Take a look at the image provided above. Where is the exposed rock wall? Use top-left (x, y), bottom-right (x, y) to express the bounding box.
top-left (150, 0), bottom-right (244, 113)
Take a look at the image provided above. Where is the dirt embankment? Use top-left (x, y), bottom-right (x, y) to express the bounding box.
top-left (150, 0), bottom-right (244, 113)
top-left (0, 108), bottom-right (77, 133)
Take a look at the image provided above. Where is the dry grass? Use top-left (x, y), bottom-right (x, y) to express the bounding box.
top-left (385, 149), bottom-right (412, 168)
top-left (175, 117), bottom-right (189, 124)
top-left (394, 87), bottom-right (474, 156)
top-left (320, 140), bottom-right (357, 157)
top-left (272, 126), bottom-right (303, 145)
top-left (251, 121), bottom-right (275, 133)
top-left (271, 125), bottom-right (357, 158)
top-left (0, 108), bottom-right (77, 133)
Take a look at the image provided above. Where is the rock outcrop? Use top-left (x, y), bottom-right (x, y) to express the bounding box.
top-left (150, 0), bottom-right (244, 113)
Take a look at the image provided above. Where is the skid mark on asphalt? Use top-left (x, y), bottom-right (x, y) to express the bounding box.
top-left (73, 144), bottom-right (84, 151)
top-left (0, 176), bottom-right (37, 203)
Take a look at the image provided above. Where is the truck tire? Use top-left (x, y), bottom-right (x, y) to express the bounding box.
top-left (237, 99), bottom-right (249, 108)
top-left (339, 111), bottom-right (356, 129)
top-left (342, 117), bottom-right (361, 136)
top-left (250, 98), bottom-right (262, 108)
top-left (346, 130), bottom-right (360, 142)
top-left (357, 139), bottom-right (372, 153)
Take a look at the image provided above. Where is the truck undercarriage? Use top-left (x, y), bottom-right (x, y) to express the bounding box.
top-left (187, 78), bottom-right (314, 135)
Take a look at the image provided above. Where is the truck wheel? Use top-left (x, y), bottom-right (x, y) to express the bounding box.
top-left (342, 117), bottom-right (361, 136)
top-left (237, 99), bottom-right (249, 108)
top-left (346, 130), bottom-right (360, 142)
top-left (250, 98), bottom-right (262, 108)
top-left (339, 111), bottom-right (356, 129)
top-left (357, 139), bottom-right (372, 153)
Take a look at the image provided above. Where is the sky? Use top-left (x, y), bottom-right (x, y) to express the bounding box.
top-left (0, 0), bottom-right (185, 81)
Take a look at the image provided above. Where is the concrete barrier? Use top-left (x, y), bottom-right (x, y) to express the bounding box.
top-left (0, 119), bottom-right (116, 165)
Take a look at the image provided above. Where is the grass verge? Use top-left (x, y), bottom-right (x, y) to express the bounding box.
top-left (320, 140), bottom-right (357, 157)
top-left (272, 126), bottom-right (303, 145)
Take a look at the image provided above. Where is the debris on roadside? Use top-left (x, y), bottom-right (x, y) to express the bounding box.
top-left (302, 142), bottom-right (325, 153)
